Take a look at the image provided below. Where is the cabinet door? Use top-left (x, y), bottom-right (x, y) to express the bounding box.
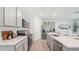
top-left (56, 41), bottom-right (63, 51)
top-left (24, 39), bottom-right (28, 51)
top-left (17, 8), bottom-right (22, 27)
top-left (23, 13), bottom-right (26, 20)
top-left (50, 39), bottom-right (54, 51)
top-left (53, 40), bottom-right (63, 51)
top-left (47, 34), bottom-right (50, 47)
top-left (4, 7), bottom-right (16, 26)
top-left (53, 40), bottom-right (57, 51)
top-left (0, 7), bottom-right (3, 26)
top-left (16, 44), bottom-right (24, 51)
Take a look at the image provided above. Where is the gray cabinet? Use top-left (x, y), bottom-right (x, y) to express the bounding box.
top-left (47, 34), bottom-right (51, 48)
top-left (4, 7), bottom-right (17, 26)
top-left (0, 7), bottom-right (3, 26)
top-left (23, 38), bottom-right (28, 51)
top-left (16, 44), bottom-right (24, 51)
top-left (50, 39), bottom-right (53, 50)
top-left (47, 34), bottom-right (63, 51)
top-left (0, 37), bottom-right (28, 51)
top-left (22, 14), bottom-right (24, 19)
top-left (17, 8), bottom-right (22, 27)
top-left (16, 38), bottom-right (28, 51)
top-left (53, 40), bottom-right (63, 51)
top-left (47, 34), bottom-right (53, 50)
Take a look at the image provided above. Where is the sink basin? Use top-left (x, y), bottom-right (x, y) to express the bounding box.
top-left (62, 35), bottom-right (70, 36)
top-left (74, 38), bottom-right (79, 40)
top-left (51, 34), bottom-right (59, 37)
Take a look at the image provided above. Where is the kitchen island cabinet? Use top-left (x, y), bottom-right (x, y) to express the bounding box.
top-left (47, 34), bottom-right (53, 50)
top-left (0, 36), bottom-right (28, 51)
top-left (47, 33), bottom-right (63, 51)
top-left (53, 39), bottom-right (63, 51)
top-left (47, 33), bottom-right (79, 51)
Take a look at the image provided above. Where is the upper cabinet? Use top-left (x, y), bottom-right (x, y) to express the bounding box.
top-left (17, 8), bottom-right (22, 27)
top-left (0, 7), bottom-right (26, 27)
top-left (4, 7), bottom-right (17, 26)
top-left (23, 13), bottom-right (26, 20)
top-left (0, 7), bottom-right (3, 26)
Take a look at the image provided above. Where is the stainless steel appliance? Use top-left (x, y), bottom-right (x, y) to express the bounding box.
top-left (22, 19), bottom-right (29, 28)
top-left (17, 30), bottom-right (27, 36)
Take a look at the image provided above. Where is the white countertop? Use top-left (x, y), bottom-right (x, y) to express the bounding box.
top-left (48, 33), bottom-right (79, 48)
top-left (0, 36), bottom-right (27, 45)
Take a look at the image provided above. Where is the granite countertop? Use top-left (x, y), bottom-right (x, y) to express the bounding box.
top-left (0, 36), bottom-right (27, 45)
top-left (48, 33), bottom-right (79, 48)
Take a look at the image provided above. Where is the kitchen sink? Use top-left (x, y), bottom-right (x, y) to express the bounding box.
top-left (74, 38), bottom-right (79, 40)
top-left (51, 34), bottom-right (59, 37)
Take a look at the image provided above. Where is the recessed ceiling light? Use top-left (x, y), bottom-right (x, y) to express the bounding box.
top-left (53, 13), bottom-right (56, 16)
top-left (40, 13), bottom-right (44, 16)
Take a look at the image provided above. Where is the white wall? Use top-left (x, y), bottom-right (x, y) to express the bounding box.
top-left (33, 16), bottom-right (42, 40)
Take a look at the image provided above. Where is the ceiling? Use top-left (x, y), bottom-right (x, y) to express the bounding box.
top-left (20, 7), bottom-right (79, 20)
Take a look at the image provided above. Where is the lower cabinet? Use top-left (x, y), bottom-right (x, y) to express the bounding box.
top-left (16, 44), bottom-right (24, 51)
top-left (47, 34), bottom-right (51, 49)
top-left (47, 34), bottom-right (54, 51)
top-left (16, 38), bottom-right (28, 51)
top-left (53, 40), bottom-right (63, 51)
top-left (47, 34), bottom-right (63, 51)
top-left (23, 39), bottom-right (28, 51)
top-left (0, 37), bottom-right (28, 51)
top-left (50, 39), bottom-right (53, 51)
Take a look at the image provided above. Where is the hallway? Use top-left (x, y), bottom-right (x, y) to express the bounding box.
top-left (30, 39), bottom-right (50, 51)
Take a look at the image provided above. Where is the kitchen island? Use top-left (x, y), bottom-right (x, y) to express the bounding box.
top-left (47, 32), bottom-right (79, 51)
top-left (0, 36), bottom-right (28, 51)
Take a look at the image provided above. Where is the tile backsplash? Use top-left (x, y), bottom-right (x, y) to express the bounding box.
top-left (0, 27), bottom-right (27, 39)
